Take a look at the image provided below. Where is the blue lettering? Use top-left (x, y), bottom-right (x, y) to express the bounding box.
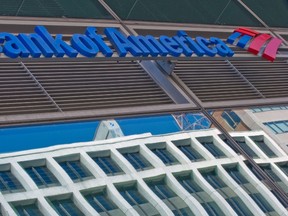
top-left (159, 36), bottom-right (183, 57)
top-left (177, 31), bottom-right (205, 56)
top-left (18, 33), bottom-right (54, 58)
top-left (128, 35), bottom-right (168, 57)
top-left (105, 28), bottom-right (142, 57)
top-left (210, 37), bottom-right (234, 57)
top-left (35, 26), bottom-right (78, 57)
top-left (85, 27), bottom-right (113, 57)
top-left (71, 34), bottom-right (99, 57)
top-left (196, 36), bottom-right (217, 57)
top-left (0, 33), bottom-right (29, 58)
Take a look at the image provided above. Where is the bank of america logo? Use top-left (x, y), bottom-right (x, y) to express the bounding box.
top-left (227, 27), bottom-right (282, 62)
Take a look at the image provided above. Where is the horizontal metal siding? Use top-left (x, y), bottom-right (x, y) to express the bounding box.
top-left (173, 60), bottom-right (262, 102)
top-left (0, 62), bottom-right (58, 115)
top-left (23, 60), bottom-right (174, 112)
top-left (230, 60), bottom-right (288, 98)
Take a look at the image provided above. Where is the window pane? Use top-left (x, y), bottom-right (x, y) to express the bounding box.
top-left (117, 185), bottom-right (160, 216)
top-left (93, 156), bottom-right (124, 176)
top-left (84, 190), bottom-right (125, 216)
top-left (51, 198), bottom-right (85, 216)
top-left (0, 0), bottom-right (112, 19)
top-left (59, 160), bottom-right (91, 181)
top-left (25, 166), bottom-right (59, 188)
top-left (0, 171), bottom-right (24, 193)
top-left (104, 0), bottom-right (262, 26)
top-left (242, 0), bottom-right (288, 27)
top-left (151, 148), bottom-right (179, 165)
top-left (14, 203), bottom-right (43, 216)
top-left (122, 152), bottom-right (153, 171)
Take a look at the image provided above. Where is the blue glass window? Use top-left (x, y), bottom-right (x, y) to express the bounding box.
top-left (92, 156), bottom-right (124, 176)
top-left (225, 166), bottom-right (275, 214)
top-left (0, 170), bottom-right (24, 193)
top-left (25, 166), bottom-right (59, 188)
top-left (177, 145), bottom-right (204, 161)
top-left (200, 142), bottom-right (226, 158)
top-left (85, 189), bottom-right (124, 216)
top-left (122, 152), bottom-right (153, 171)
top-left (150, 148), bottom-right (179, 165)
top-left (50, 198), bottom-right (85, 216)
top-left (117, 184), bottom-right (160, 216)
top-left (236, 140), bottom-right (259, 158)
top-left (146, 179), bottom-right (194, 215)
top-left (252, 139), bottom-right (277, 158)
top-left (221, 111), bottom-right (241, 129)
top-left (176, 174), bottom-right (224, 216)
top-left (14, 203), bottom-right (43, 216)
top-left (264, 121), bottom-right (288, 134)
top-left (201, 170), bottom-right (253, 216)
top-left (58, 160), bottom-right (92, 181)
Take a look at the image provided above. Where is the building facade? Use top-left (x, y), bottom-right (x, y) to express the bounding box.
top-left (1, 0), bottom-right (288, 215)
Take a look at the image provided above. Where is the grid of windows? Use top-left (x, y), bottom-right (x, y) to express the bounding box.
top-left (117, 184), bottom-right (160, 216)
top-left (92, 155), bottom-right (124, 176)
top-left (201, 169), bottom-right (253, 216)
top-left (150, 148), bottom-right (179, 165)
top-left (225, 166), bottom-right (276, 214)
top-left (50, 198), bottom-right (85, 216)
top-left (200, 142), bottom-right (226, 158)
top-left (122, 152), bottom-right (153, 171)
top-left (252, 106), bottom-right (288, 112)
top-left (24, 166), bottom-right (59, 188)
top-left (264, 121), bottom-right (288, 134)
top-left (13, 203), bottom-right (43, 216)
top-left (0, 170), bottom-right (24, 193)
top-left (58, 160), bottom-right (92, 182)
top-left (146, 179), bottom-right (194, 216)
top-left (84, 189), bottom-right (125, 216)
top-left (176, 174), bottom-right (224, 216)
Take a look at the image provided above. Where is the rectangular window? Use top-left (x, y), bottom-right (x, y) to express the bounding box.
top-left (175, 173), bottom-right (224, 216)
top-left (251, 138), bottom-right (277, 158)
top-left (122, 152), bottom-right (153, 171)
top-left (200, 141), bottom-right (226, 158)
top-left (277, 162), bottom-right (288, 176)
top-left (25, 166), bottom-right (60, 188)
top-left (84, 189), bottom-right (125, 216)
top-left (201, 169), bottom-right (253, 216)
top-left (0, 170), bottom-right (24, 193)
top-left (58, 160), bottom-right (92, 182)
top-left (235, 140), bottom-right (259, 158)
top-left (146, 178), bottom-right (194, 216)
top-left (50, 198), bottom-right (85, 216)
top-left (117, 184), bottom-right (160, 216)
top-left (264, 121), bottom-right (288, 134)
top-left (92, 155), bottom-right (124, 176)
top-left (177, 145), bottom-right (204, 162)
top-left (150, 148), bottom-right (179, 165)
top-left (247, 163), bottom-right (288, 208)
top-left (225, 166), bottom-right (276, 214)
top-left (13, 203), bottom-right (43, 216)
top-left (221, 111), bottom-right (241, 129)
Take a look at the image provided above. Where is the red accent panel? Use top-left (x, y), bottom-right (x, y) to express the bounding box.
top-left (248, 34), bottom-right (272, 55)
top-left (234, 27), bottom-right (259, 37)
top-left (262, 38), bottom-right (282, 62)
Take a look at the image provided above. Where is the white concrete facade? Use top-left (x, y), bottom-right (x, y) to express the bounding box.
top-left (0, 129), bottom-right (287, 216)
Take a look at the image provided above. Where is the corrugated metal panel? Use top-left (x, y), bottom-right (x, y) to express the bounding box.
top-left (23, 60), bottom-right (174, 112)
top-left (230, 60), bottom-right (288, 98)
top-left (0, 62), bottom-right (58, 115)
top-left (173, 59), bottom-right (263, 102)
